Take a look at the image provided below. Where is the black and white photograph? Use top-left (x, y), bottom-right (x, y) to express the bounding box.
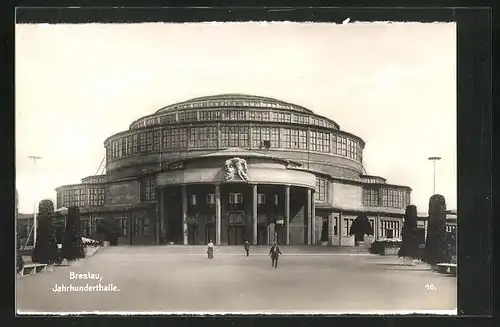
top-left (15, 18), bottom-right (458, 314)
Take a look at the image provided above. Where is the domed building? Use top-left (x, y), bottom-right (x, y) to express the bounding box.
top-left (55, 94), bottom-right (411, 246)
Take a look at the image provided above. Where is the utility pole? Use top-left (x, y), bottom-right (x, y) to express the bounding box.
top-left (428, 156), bottom-right (442, 194)
top-left (28, 155), bottom-right (42, 245)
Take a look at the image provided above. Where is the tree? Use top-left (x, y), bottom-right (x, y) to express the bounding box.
top-left (31, 200), bottom-right (60, 264)
top-left (61, 207), bottom-right (85, 261)
top-left (17, 234), bottom-right (24, 274)
top-left (398, 205), bottom-right (420, 259)
top-left (349, 214), bottom-right (373, 245)
top-left (16, 189), bottom-right (24, 273)
top-left (422, 194), bottom-right (451, 265)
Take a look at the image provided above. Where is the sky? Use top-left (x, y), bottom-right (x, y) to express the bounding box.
top-left (15, 22), bottom-right (456, 215)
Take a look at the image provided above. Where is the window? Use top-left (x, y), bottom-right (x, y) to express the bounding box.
top-left (257, 193), bottom-right (266, 205)
top-left (220, 125), bottom-right (249, 148)
top-left (160, 113), bottom-right (176, 124)
top-left (143, 178), bottom-right (156, 201)
top-left (310, 131), bottom-right (317, 151)
top-left (163, 128), bottom-right (188, 149)
top-left (139, 132), bottom-right (147, 153)
top-left (381, 189), bottom-right (405, 208)
top-left (132, 134), bottom-right (138, 154)
top-left (117, 138), bottom-right (123, 158)
top-left (270, 127), bottom-right (280, 148)
top-left (81, 219), bottom-right (90, 237)
top-left (115, 217), bottom-right (128, 237)
top-left (199, 110), bottom-right (220, 121)
top-left (280, 128), bottom-right (291, 148)
top-left (190, 195), bottom-right (197, 206)
top-left (189, 126), bottom-right (218, 149)
top-left (315, 178), bottom-right (327, 201)
top-left (146, 131), bottom-right (154, 152)
top-left (363, 188), bottom-right (379, 207)
top-left (153, 130), bottom-right (161, 151)
top-left (206, 193), bottom-right (215, 205)
top-left (291, 129), bottom-right (299, 148)
top-left (333, 216), bottom-right (338, 236)
top-left (178, 111), bottom-right (197, 123)
top-left (229, 193), bottom-right (243, 204)
top-left (343, 218), bottom-right (352, 237)
top-left (89, 188), bottom-right (105, 206)
top-left (299, 130), bottom-right (307, 150)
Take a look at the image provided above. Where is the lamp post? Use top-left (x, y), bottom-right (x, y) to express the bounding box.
top-left (428, 156), bottom-right (441, 194)
top-left (28, 155), bottom-right (42, 245)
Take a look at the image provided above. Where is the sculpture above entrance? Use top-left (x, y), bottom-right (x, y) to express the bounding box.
top-left (224, 157), bottom-right (250, 181)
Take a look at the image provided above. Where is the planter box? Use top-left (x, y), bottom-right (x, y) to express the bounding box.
top-left (381, 246), bottom-right (400, 256)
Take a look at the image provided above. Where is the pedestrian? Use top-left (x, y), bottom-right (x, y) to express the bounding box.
top-left (207, 240), bottom-right (214, 259)
top-left (244, 240), bottom-right (250, 256)
top-left (269, 242), bottom-right (282, 268)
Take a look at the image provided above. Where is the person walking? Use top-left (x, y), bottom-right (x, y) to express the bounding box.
top-left (269, 242), bottom-right (282, 268)
top-left (244, 240), bottom-right (250, 256)
top-left (207, 240), bottom-right (214, 259)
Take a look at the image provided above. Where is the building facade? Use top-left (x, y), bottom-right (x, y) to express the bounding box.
top-left (55, 94), bottom-right (413, 246)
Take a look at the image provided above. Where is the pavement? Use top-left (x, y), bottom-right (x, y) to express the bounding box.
top-left (16, 245), bottom-right (457, 314)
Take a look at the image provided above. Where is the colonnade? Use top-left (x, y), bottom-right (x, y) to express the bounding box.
top-left (155, 183), bottom-right (316, 246)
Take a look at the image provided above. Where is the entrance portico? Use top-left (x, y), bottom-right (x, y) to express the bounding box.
top-left (155, 148), bottom-right (316, 246)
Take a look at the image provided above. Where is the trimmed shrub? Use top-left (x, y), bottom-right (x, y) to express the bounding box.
top-left (61, 207), bottom-right (85, 261)
top-left (370, 239), bottom-right (402, 254)
top-left (31, 200), bottom-right (60, 264)
top-left (349, 214), bottom-right (373, 244)
top-left (16, 234), bottom-right (24, 273)
top-left (422, 194), bottom-right (451, 265)
top-left (398, 205), bottom-right (420, 259)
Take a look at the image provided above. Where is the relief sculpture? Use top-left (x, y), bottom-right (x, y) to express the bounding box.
top-left (224, 157), bottom-right (250, 181)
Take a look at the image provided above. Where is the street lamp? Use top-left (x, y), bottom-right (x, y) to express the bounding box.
top-left (28, 155), bottom-right (42, 245)
top-left (428, 156), bottom-right (442, 194)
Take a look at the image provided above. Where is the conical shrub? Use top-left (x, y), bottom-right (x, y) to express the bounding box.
top-left (16, 234), bottom-right (24, 273)
top-left (422, 194), bottom-right (451, 265)
top-left (398, 205), bottom-right (420, 259)
top-left (61, 207), bottom-right (86, 261)
top-left (31, 200), bottom-right (60, 264)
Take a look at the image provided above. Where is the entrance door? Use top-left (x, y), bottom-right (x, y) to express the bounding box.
top-left (257, 225), bottom-right (267, 245)
top-left (188, 226), bottom-right (198, 245)
top-left (275, 224), bottom-right (284, 245)
top-left (228, 226), bottom-right (244, 245)
top-left (205, 224), bottom-right (215, 244)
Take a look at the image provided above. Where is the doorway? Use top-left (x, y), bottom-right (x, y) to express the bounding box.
top-left (227, 226), bottom-right (244, 245)
top-left (205, 224), bottom-right (215, 244)
top-left (188, 225), bottom-right (198, 245)
top-left (257, 225), bottom-right (267, 245)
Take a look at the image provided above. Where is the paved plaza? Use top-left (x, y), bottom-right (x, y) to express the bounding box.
top-left (16, 246), bottom-right (457, 314)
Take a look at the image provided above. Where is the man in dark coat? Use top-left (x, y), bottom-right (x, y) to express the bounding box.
top-left (269, 242), bottom-right (282, 268)
top-left (244, 240), bottom-right (250, 256)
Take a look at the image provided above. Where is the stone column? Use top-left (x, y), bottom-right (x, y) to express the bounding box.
top-left (311, 193), bottom-right (316, 245)
top-left (375, 213), bottom-right (380, 241)
top-left (128, 211), bottom-right (133, 246)
top-left (338, 211), bottom-right (343, 246)
top-left (181, 185), bottom-right (188, 245)
top-left (328, 213), bottom-right (333, 245)
top-left (252, 184), bottom-right (258, 245)
top-left (155, 189), bottom-right (161, 245)
top-left (307, 188), bottom-right (312, 245)
top-left (161, 189), bottom-right (167, 244)
top-left (215, 184), bottom-right (221, 245)
top-left (285, 185), bottom-right (290, 245)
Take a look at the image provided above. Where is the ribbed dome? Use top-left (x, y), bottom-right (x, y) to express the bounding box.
top-left (155, 93), bottom-right (314, 114)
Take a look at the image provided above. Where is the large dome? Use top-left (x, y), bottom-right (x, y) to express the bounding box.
top-left (155, 93), bottom-right (315, 114)
top-left (129, 93), bottom-right (340, 130)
